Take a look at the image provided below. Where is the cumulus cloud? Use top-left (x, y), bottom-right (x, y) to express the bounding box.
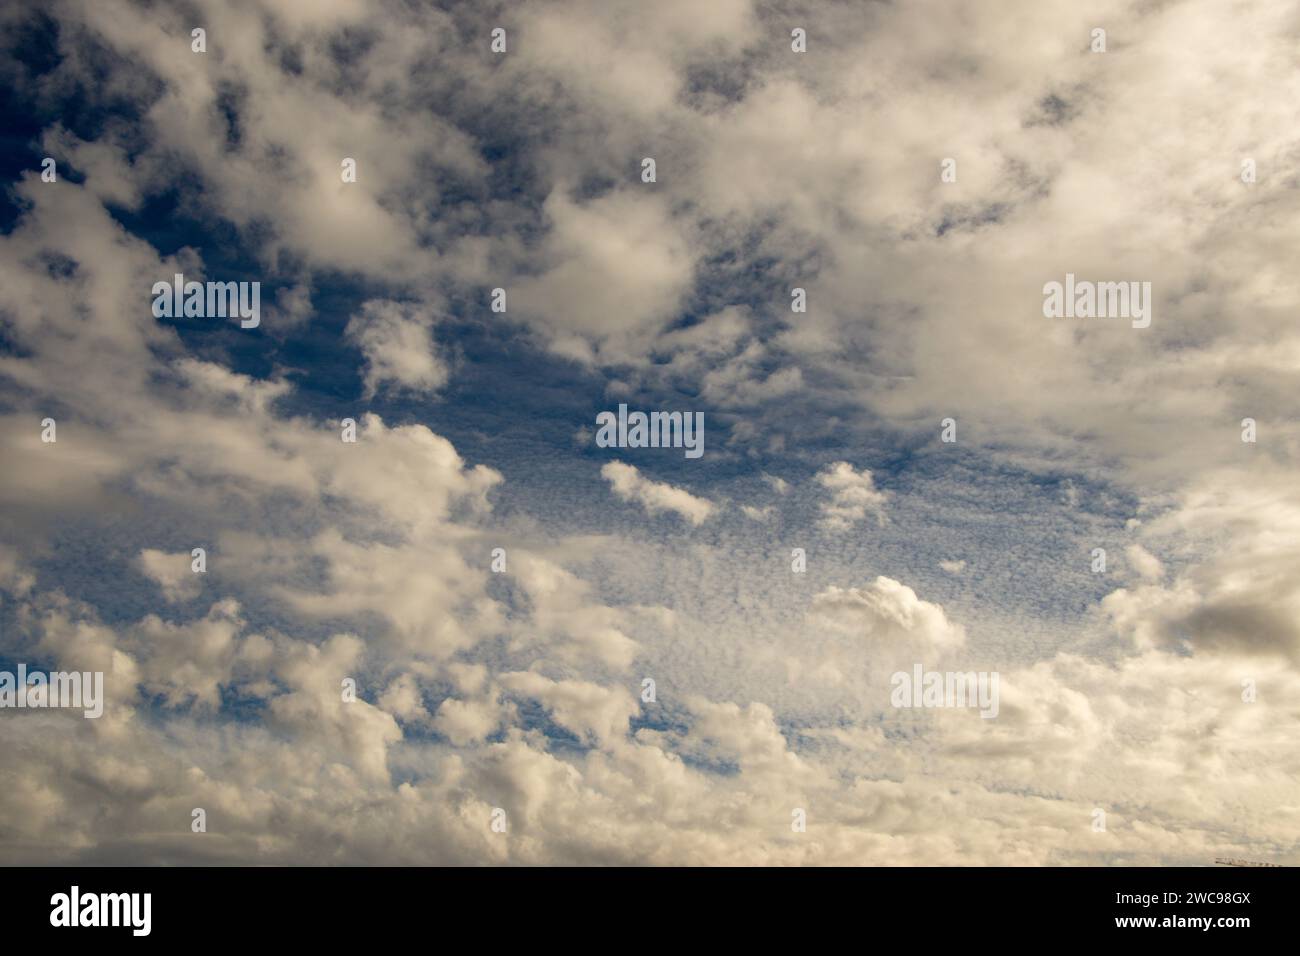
top-left (761, 473), bottom-right (791, 495)
top-left (127, 599), bottom-right (247, 710)
top-left (812, 577), bottom-right (967, 654)
top-left (434, 695), bottom-right (505, 747)
top-left (138, 548), bottom-right (203, 603)
top-left (346, 300), bottom-right (450, 397)
top-left (1125, 543), bottom-right (1164, 582)
top-left (514, 190), bottom-right (695, 364)
top-left (600, 461), bottom-right (715, 526)
top-left (1105, 467), bottom-right (1300, 664)
top-left (509, 552), bottom-right (641, 671)
top-left (815, 461), bottom-right (888, 531)
top-left (499, 672), bottom-right (637, 748)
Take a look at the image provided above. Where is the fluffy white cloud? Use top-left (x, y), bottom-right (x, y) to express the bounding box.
top-left (812, 577), bottom-right (967, 655)
top-left (514, 190), bottom-right (695, 364)
top-left (434, 695), bottom-right (505, 747)
top-left (1106, 466), bottom-right (1300, 664)
top-left (815, 461), bottom-right (888, 531)
top-left (499, 672), bottom-right (638, 748)
top-left (600, 461), bottom-right (715, 526)
top-left (1125, 544), bottom-right (1164, 582)
top-left (346, 300), bottom-right (450, 397)
top-left (138, 548), bottom-right (203, 603)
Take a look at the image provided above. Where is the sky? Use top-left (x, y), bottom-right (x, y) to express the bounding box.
top-left (0, 0), bottom-right (1297, 865)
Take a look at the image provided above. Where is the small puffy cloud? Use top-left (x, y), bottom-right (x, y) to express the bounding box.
top-left (682, 698), bottom-right (808, 777)
top-left (434, 695), bottom-right (505, 747)
top-left (267, 633), bottom-right (403, 785)
top-left (812, 577), bottom-right (966, 653)
top-left (815, 461), bottom-right (887, 531)
top-left (226, 529), bottom-right (488, 661)
top-left (699, 344), bottom-right (804, 407)
top-left (138, 548), bottom-right (202, 603)
top-left (600, 461), bottom-right (715, 526)
top-left (317, 413), bottom-right (503, 533)
top-left (345, 300), bottom-right (449, 398)
top-left (511, 553), bottom-right (640, 671)
top-left (379, 673), bottom-right (432, 725)
top-left (128, 599), bottom-right (246, 709)
top-left (1104, 468), bottom-right (1300, 663)
top-left (267, 284), bottom-right (313, 331)
top-left (0, 543), bottom-right (36, 596)
top-left (43, 127), bottom-right (143, 211)
top-left (1126, 544), bottom-right (1164, 582)
top-left (939, 559), bottom-right (966, 575)
top-left (741, 504), bottom-right (773, 521)
top-left (762, 473), bottom-right (791, 495)
top-left (514, 190), bottom-right (693, 364)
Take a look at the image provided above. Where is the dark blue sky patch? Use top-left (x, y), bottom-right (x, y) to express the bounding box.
top-left (510, 695), bottom-right (590, 756)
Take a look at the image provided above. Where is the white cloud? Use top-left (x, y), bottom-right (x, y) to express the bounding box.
top-left (1125, 544), bottom-right (1164, 582)
top-left (434, 695), bottom-right (505, 747)
top-left (510, 552), bottom-right (641, 671)
top-left (345, 300), bottom-right (449, 397)
top-left (762, 473), bottom-right (790, 495)
top-left (514, 190), bottom-right (694, 364)
top-left (815, 461), bottom-right (888, 531)
top-left (811, 577), bottom-right (967, 654)
top-left (600, 461), bottom-right (715, 526)
top-left (1106, 466), bottom-right (1300, 664)
top-left (499, 672), bottom-right (638, 748)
